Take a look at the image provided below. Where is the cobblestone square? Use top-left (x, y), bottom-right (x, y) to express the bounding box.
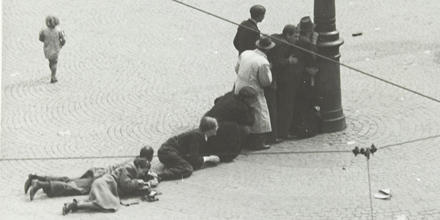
top-left (2, 0), bottom-right (440, 219)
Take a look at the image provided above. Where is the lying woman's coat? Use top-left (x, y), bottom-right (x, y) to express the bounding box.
top-left (88, 163), bottom-right (141, 211)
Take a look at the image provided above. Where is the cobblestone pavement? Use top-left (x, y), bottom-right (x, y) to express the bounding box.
top-left (2, 0), bottom-right (440, 219)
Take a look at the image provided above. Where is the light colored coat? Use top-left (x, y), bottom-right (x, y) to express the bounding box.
top-left (234, 49), bottom-right (272, 133)
top-left (88, 163), bottom-right (140, 211)
top-left (39, 27), bottom-right (62, 60)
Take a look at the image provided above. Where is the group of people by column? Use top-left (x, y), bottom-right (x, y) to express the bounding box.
top-left (28, 4), bottom-right (323, 216)
top-left (233, 5), bottom-right (322, 148)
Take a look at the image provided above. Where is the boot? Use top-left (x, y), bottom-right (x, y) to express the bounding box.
top-left (62, 199), bottom-right (78, 215)
top-left (24, 174), bottom-right (45, 194)
top-left (29, 180), bottom-right (41, 201)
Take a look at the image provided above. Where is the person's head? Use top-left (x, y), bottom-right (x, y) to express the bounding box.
top-left (133, 158), bottom-right (151, 178)
top-left (282, 24), bottom-right (299, 44)
top-left (140, 145), bottom-right (154, 162)
top-left (45, 16), bottom-right (60, 28)
top-left (255, 36), bottom-right (275, 53)
top-left (238, 86), bottom-right (258, 106)
top-left (250, 5), bottom-right (266, 22)
top-left (298, 16), bottom-right (316, 36)
top-left (199, 116), bottom-right (218, 137)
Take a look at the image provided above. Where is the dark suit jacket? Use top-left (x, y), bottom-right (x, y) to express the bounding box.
top-left (296, 35), bottom-right (317, 69)
top-left (205, 92), bottom-right (254, 126)
top-left (267, 33), bottom-right (296, 89)
top-left (161, 129), bottom-right (206, 169)
top-left (233, 19), bottom-right (260, 55)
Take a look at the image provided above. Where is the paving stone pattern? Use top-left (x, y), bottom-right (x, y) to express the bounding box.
top-left (1, 0), bottom-right (440, 219)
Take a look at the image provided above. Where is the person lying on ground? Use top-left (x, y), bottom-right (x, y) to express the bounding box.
top-left (62, 158), bottom-right (152, 215)
top-left (25, 145), bottom-right (159, 201)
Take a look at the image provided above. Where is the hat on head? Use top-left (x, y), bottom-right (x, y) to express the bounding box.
top-left (298, 16), bottom-right (316, 32)
top-left (255, 37), bottom-right (275, 50)
top-left (238, 86), bottom-right (258, 99)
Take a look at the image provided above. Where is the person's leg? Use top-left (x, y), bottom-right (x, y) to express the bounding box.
top-left (213, 122), bottom-right (242, 162)
top-left (25, 174), bottom-right (45, 193)
top-left (44, 178), bottom-right (92, 197)
top-left (158, 147), bottom-right (194, 180)
top-left (29, 180), bottom-right (50, 201)
top-left (30, 178), bottom-right (91, 200)
top-left (77, 201), bottom-right (103, 211)
top-left (62, 199), bottom-right (102, 215)
top-left (246, 133), bottom-right (270, 150)
top-left (264, 87), bottom-right (278, 144)
top-left (49, 59), bottom-right (58, 83)
top-left (276, 72), bottom-right (294, 139)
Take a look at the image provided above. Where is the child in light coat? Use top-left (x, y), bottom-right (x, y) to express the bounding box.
top-left (39, 15), bottom-right (66, 83)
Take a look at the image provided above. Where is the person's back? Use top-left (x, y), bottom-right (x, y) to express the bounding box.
top-left (40, 27), bottom-right (62, 59)
top-left (233, 5), bottom-right (266, 55)
top-left (234, 19), bottom-right (259, 55)
top-left (205, 91), bottom-right (254, 126)
top-left (235, 50), bottom-right (271, 91)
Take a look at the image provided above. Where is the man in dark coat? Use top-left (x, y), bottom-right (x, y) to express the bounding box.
top-left (233, 5), bottom-right (266, 55)
top-left (291, 16), bottom-right (321, 138)
top-left (157, 117), bottom-right (220, 181)
top-left (203, 86), bottom-right (257, 162)
top-left (266, 25), bottom-right (300, 143)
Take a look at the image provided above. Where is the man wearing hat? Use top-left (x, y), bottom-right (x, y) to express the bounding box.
top-left (203, 86), bottom-right (258, 161)
top-left (291, 16), bottom-right (321, 138)
top-left (296, 16), bottom-right (318, 71)
top-left (233, 37), bottom-right (275, 150)
top-left (233, 5), bottom-right (266, 55)
top-left (266, 24), bottom-right (300, 143)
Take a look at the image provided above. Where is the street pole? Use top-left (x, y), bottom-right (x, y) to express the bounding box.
top-left (314, 0), bottom-right (346, 132)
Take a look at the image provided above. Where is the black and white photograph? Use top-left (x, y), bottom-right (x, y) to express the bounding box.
top-left (1, 0), bottom-right (440, 219)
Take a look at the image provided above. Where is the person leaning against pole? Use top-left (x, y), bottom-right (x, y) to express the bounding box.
top-left (266, 24), bottom-right (300, 143)
top-left (234, 36), bottom-right (275, 150)
top-left (291, 16), bottom-right (322, 138)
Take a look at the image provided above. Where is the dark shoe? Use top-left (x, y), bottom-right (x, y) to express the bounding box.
top-left (24, 174), bottom-right (36, 194)
top-left (62, 199), bottom-right (78, 215)
top-left (29, 180), bottom-right (39, 201)
top-left (252, 144), bottom-right (271, 151)
top-left (50, 78), bottom-right (58, 83)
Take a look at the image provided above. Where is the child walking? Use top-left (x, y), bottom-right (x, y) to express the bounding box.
top-left (39, 15), bottom-right (66, 83)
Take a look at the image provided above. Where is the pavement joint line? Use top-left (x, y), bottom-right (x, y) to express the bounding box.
top-left (2, 134), bottom-right (439, 161)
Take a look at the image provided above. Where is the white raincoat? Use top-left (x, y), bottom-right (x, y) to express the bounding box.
top-left (234, 49), bottom-right (272, 134)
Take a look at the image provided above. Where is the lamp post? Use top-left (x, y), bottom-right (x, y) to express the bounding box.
top-left (314, 0), bottom-right (346, 132)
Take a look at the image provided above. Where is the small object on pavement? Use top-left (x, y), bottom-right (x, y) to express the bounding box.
top-left (352, 32), bottom-right (363, 37)
top-left (374, 188), bottom-right (392, 200)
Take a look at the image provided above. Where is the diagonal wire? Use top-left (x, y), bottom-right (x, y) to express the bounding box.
top-left (170, 0), bottom-right (440, 105)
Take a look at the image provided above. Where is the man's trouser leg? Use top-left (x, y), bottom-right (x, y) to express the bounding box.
top-left (158, 147), bottom-right (194, 180)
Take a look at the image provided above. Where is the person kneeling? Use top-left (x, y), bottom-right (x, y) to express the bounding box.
top-left (157, 116), bottom-right (220, 181)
